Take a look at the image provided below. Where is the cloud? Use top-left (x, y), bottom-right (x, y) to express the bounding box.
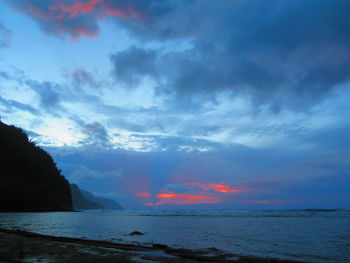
top-left (79, 121), bottom-right (112, 148)
top-left (25, 80), bottom-right (62, 113)
top-left (4, 0), bottom-right (163, 41)
top-left (0, 66), bottom-right (107, 124)
top-left (156, 193), bottom-right (219, 200)
top-left (163, 184), bottom-right (191, 193)
top-left (111, 45), bottom-right (158, 86)
top-left (70, 164), bottom-right (121, 182)
top-left (69, 68), bottom-right (104, 90)
top-left (109, 0), bottom-right (350, 110)
top-left (187, 182), bottom-right (240, 193)
top-left (0, 23), bottom-right (12, 48)
top-left (0, 95), bottom-right (41, 116)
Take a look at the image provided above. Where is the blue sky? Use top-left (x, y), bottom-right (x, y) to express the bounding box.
top-left (0, 0), bottom-right (349, 209)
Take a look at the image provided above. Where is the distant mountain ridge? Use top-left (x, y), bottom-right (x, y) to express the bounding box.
top-left (0, 121), bottom-right (72, 212)
top-left (70, 184), bottom-right (103, 210)
top-left (80, 189), bottom-right (123, 210)
top-left (70, 184), bottom-right (123, 210)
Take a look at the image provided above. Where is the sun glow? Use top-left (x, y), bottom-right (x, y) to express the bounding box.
top-left (156, 193), bottom-right (219, 200)
top-left (133, 180), bottom-right (243, 206)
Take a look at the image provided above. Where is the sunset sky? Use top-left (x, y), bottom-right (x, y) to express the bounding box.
top-left (0, 0), bottom-right (349, 209)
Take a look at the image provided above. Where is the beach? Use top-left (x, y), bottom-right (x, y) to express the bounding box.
top-left (0, 228), bottom-right (309, 263)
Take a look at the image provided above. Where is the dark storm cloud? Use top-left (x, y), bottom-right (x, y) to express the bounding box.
top-left (111, 45), bottom-right (158, 86)
top-left (110, 0), bottom-right (350, 110)
top-left (8, 0), bottom-right (350, 109)
top-left (0, 23), bottom-right (12, 48)
top-left (6, 0), bottom-right (350, 109)
top-left (115, 0), bottom-right (197, 40)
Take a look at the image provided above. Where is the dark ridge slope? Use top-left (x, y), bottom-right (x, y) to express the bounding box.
top-left (0, 121), bottom-right (73, 212)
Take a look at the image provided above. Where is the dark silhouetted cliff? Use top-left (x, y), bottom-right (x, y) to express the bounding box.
top-left (70, 184), bottom-right (103, 210)
top-left (0, 121), bottom-right (73, 212)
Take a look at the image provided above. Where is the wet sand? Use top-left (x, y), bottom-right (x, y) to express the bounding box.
top-left (0, 228), bottom-right (309, 263)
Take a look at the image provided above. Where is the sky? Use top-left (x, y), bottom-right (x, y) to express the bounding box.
top-left (0, 0), bottom-right (349, 209)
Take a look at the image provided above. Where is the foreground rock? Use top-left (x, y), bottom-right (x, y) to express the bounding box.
top-left (129, 231), bottom-right (144, 236)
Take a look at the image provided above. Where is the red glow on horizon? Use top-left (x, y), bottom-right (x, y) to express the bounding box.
top-left (136, 192), bottom-right (151, 198)
top-left (145, 198), bottom-right (221, 206)
top-left (187, 182), bottom-right (240, 193)
top-left (157, 193), bottom-right (219, 200)
top-left (157, 198), bottom-right (221, 205)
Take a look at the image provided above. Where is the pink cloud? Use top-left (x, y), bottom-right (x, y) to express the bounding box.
top-left (50, 0), bottom-right (100, 18)
top-left (11, 0), bottom-right (141, 41)
top-left (156, 193), bottom-right (219, 200)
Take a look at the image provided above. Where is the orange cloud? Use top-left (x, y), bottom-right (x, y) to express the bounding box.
top-left (134, 181), bottom-right (242, 207)
top-left (17, 0), bottom-right (141, 40)
top-left (49, 0), bottom-right (139, 19)
top-left (187, 182), bottom-right (240, 193)
top-left (50, 0), bottom-right (100, 18)
top-left (157, 193), bottom-right (219, 200)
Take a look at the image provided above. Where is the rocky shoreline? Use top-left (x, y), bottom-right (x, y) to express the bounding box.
top-left (0, 228), bottom-right (309, 263)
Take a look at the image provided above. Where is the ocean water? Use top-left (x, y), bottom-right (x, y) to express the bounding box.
top-left (0, 209), bottom-right (349, 263)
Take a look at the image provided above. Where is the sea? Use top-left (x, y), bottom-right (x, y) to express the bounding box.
top-left (0, 209), bottom-right (349, 263)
